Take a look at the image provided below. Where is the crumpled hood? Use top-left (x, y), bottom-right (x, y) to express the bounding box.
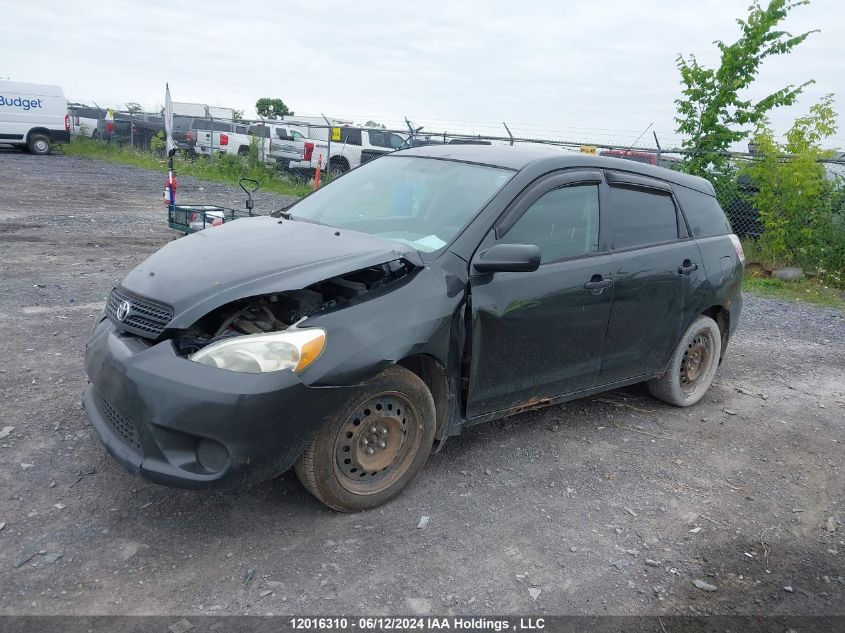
top-left (120, 216), bottom-right (418, 329)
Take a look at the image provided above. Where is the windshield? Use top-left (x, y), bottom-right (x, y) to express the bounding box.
top-left (287, 156), bottom-right (512, 253)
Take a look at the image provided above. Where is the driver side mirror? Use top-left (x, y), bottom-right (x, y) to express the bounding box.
top-left (473, 243), bottom-right (541, 274)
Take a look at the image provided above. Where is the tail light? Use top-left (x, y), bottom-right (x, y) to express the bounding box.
top-left (186, 130), bottom-right (195, 142)
top-left (106, 121), bottom-right (114, 134)
top-left (220, 133), bottom-right (228, 146)
top-left (728, 234), bottom-right (745, 265)
top-left (303, 142), bottom-right (314, 161)
top-left (211, 218), bottom-right (224, 227)
top-left (189, 213), bottom-right (197, 223)
top-left (64, 113), bottom-right (70, 131)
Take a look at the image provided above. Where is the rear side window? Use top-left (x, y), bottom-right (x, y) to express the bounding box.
top-left (609, 186), bottom-right (679, 249)
top-left (501, 185), bottom-right (600, 263)
top-left (673, 185), bottom-right (731, 237)
top-left (339, 128), bottom-right (362, 146)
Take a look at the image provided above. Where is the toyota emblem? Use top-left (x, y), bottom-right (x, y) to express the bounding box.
top-left (115, 300), bottom-right (131, 322)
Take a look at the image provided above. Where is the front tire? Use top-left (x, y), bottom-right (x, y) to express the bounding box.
top-left (647, 315), bottom-right (722, 407)
top-left (294, 365), bottom-right (436, 512)
top-left (28, 134), bottom-right (52, 155)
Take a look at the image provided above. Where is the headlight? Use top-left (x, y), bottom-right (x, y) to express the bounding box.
top-left (189, 328), bottom-right (326, 373)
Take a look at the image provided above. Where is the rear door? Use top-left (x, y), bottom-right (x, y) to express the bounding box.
top-left (598, 172), bottom-right (706, 385)
top-left (466, 171), bottom-right (614, 418)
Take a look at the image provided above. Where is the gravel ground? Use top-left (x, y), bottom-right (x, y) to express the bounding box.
top-left (0, 151), bottom-right (843, 617)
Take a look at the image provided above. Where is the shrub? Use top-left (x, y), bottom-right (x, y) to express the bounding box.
top-left (741, 95), bottom-right (844, 284)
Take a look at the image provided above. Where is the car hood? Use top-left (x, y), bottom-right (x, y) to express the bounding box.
top-left (119, 216), bottom-right (420, 329)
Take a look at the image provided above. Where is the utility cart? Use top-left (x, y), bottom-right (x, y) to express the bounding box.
top-left (167, 174), bottom-right (260, 235)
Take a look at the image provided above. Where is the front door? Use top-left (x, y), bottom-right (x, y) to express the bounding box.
top-left (466, 172), bottom-right (614, 418)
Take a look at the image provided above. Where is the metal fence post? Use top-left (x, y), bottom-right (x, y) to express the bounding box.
top-left (322, 113), bottom-right (332, 177)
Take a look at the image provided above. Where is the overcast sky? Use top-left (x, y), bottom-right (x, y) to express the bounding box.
top-left (2, 0), bottom-right (842, 149)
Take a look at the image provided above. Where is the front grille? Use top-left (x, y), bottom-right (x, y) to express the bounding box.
top-left (94, 391), bottom-right (142, 451)
top-left (106, 286), bottom-right (173, 338)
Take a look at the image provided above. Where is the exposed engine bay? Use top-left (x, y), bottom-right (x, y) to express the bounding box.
top-left (174, 259), bottom-right (415, 355)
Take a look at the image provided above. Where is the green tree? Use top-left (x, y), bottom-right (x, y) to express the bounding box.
top-left (233, 109), bottom-right (245, 122)
top-left (255, 98), bottom-right (293, 119)
top-left (743, 95), bottom-right (843, 281)
top-left (365, 120), bottom-right (386, 129)
top-left (125, 102), bottom-right (143, 115)
top-left (675, 0), bottom-right (817, 177)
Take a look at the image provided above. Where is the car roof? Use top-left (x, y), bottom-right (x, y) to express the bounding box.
top-left (395, 144), bottom-right (714, 195)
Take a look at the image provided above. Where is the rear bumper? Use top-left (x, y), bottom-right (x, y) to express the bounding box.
top-left (728, 287), bottom-right (743, 340)
top-left (50, 130), bottom-right (70, 145)
top-left (83, 318), bottom-right (354, 489)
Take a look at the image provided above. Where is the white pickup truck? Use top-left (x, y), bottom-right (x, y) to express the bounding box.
top-left (270, 126), bottom-right (406, 175)
top-left (195, 122), bottom-right (308, 164)
top-left (193, 122), bottom-right (250, 156)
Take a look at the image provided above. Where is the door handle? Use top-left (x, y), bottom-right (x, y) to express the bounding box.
top-left (584, 275), bottom-right (612, 293)
top-left (678, 260), bottom-right (698, 275)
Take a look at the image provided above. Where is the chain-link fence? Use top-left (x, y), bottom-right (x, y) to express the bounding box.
top-left (69, 104), bottom-right (845, 268)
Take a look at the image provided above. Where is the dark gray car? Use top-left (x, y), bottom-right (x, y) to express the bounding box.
top-left (83, 145), bottom-right (744, 511)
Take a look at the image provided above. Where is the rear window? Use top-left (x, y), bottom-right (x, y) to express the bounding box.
top-left (673, 185), bottom-right (732, 238)
top-left (609, 186), bottom-right (679, 249)
top-left (368, 130), bottom-right (395, 148)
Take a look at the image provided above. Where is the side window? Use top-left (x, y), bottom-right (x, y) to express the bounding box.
top-left (340, 128), bottom-right (362, 146)
top-left (501, 185), bottom-right (600, 263)
top-left (291, 130), bottom-right (304, 139)
top-left (609, 187), bottom-right (679, 249)
top-left (673, 185), bottom-right (731, 237)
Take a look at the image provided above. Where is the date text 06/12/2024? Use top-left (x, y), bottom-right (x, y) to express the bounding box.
top-left (288, 617), bottom-right (546, 631)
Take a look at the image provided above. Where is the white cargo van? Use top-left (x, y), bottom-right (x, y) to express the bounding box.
top-left (0, 81), bottom-right (70, 154)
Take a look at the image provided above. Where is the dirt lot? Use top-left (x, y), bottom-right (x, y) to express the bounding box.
top-left (0, 151), bottom-right (843, 617)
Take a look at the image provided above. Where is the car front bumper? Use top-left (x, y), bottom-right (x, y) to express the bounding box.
top-left (83, 318), bottom-right (354, 489)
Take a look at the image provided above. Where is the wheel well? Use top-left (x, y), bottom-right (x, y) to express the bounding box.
top-left (27, 128), bottom-right (51, 142)
top-left (701, 305), bottom-right (729, 350)
top-left (329, 156), bottom-right (349, 168)
top-left (397, 355), bottom-right (448, 437)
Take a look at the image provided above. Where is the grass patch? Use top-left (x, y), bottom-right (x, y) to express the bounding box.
top-left (743, 274), bottom-right (845, 311)
top-left (63, 137), bottom-right (311, 199)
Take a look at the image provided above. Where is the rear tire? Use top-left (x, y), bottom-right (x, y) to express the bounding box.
top-left (28, 134), bottom-right (52, 155)
top-left (294, 365), bottom-right (436, 512)
top-left (647, 315), bottom-right (721, 407)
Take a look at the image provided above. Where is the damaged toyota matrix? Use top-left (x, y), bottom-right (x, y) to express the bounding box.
top-left (84, 145), bottom-right (743, 511)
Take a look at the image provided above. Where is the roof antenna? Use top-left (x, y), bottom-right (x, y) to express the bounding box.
top-left (621, 122), bottom-right (653, 156)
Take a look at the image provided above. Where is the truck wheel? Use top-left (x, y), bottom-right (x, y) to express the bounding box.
top-left (328, 159), bottom-right (349, 177)
top-left (647, 315), bottom-right (721, 407)
top-left (28, 134), bottom-right (52, 155)
top-left (294, 365), bottom-right (436, 512)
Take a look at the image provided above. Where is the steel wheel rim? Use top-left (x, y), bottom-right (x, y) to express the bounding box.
top-left (333, 391), bottom-right (422, 495)
top-left (34, 139), bottom-right (48, 152)
top-left (680, 330), bottom-right (713, 395)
